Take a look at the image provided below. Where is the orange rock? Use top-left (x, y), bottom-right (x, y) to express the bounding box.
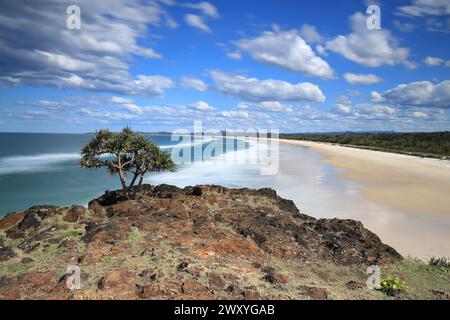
top-left (98, 270), bottom-right (135, 292)
top-left (63, 205), bottom-right (86, 223)
top-left (0, 212), bottom-right (24, 231)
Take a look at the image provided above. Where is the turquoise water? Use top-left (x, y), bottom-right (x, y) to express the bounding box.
top-left (0, 133), bottom-right (228, 216)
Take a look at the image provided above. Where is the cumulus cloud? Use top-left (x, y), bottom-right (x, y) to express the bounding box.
top-left (397, 0), bottom-right (450, 16)
top-left (211, 71), bottom-right (326, 103)
top-left (0, 0), bottom-right (175, 97)
top-left (343, 73), bottom-right (382, 85)
top-left (424, 56), bottom-right (445, 66)
top-left (180, 77), bottom-right (208, 91)
top-left (235, 29), bottom-right (335, 79)
top-left (372, 80), bottom-right (450, 108)
top-left (191, 101), bottom-right (216, 111)
top-left (326, 13), bottom-right (410, 67)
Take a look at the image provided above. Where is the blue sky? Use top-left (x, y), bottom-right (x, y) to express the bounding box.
top-left (0, 0), bottom-right (449, 133)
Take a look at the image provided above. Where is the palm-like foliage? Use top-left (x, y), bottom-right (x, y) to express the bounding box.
top-left (80, 127), bottom-right (175, 193)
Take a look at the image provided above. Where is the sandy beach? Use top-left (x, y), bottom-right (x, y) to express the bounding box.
top-left (277, 139), bottom-right (450, 258)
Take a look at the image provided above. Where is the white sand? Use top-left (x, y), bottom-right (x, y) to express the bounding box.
top-left (278, 139), bottom-right (450, 258)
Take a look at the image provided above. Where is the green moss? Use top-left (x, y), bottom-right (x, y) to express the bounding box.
top-left (8, 263), bottom-right (32, 275)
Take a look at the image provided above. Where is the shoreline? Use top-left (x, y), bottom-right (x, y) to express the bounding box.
top-left (274, 138), bottom-right (450, 259)
top-left (277, 139), bottom-right (450, 218)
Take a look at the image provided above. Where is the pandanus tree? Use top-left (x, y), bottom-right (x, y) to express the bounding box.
top-left (80, 127), bottom-right (175, 194)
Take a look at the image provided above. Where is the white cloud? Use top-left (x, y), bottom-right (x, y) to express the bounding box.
top-left (211, 71), bottom-right (326, 103)
top-left (413, 111), bottom-right (429, 118)
top-left (180, 77), bottom-right (208, 91)
top-left (299, 24), bottom-right (324, 43)
top-left (356, 104), bottom-right (396, 117)
top-left (371, 91), bottom-right (386, 102)
top-left (110, 96), bottom-right (133, 104)
top-left (185, 14), bottom-right (211, 32)
top-left (326, 13), bottom-right (410, 67)
top-left (333, 104), bottom-right (352, 114)
top-left (121, 103), bottom-right (143, 114)
top-left (424, 56), bottom-right (445, 66)
top-left (343, 73), bottom-right (382, 85)
top-left (0, 0), bottom-right (176, 97)
top-left (227, 51), bottom-right (242, 60)
top-left (393, 20), bottom-right (416, 32)
top-left (397, 0), bottom-right (450, 16)
top-left (184, 2), bottom-right (219, 18)
top-left (372, 80), bottom-right (450, 108)
top-left (235, 29), bottom-right (335, 79)
top-left (220, 110), bottom-right (249, 118)
top-left (191, 101), bottom-right (216, 111)
top-left (238, 101), bottom-right (293, 113)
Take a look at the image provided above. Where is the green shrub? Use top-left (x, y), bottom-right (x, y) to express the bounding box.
top-left (380, 275), bottom-right (408, 296)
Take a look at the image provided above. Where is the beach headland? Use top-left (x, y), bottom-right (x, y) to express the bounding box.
top-left (0, 184), bottom-right (448, 300)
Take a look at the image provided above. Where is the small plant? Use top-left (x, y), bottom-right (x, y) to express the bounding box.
top-left (429, 257), bottom-right (450, 272)
top-left (63, 230), bottom-right (79, 238)
top-left (380, 275), bottom-right (408, 296)
top-left (100, 255), bottom-right (113, 264)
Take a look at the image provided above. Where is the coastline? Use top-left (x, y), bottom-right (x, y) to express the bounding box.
top-left (278, 139), bottom-right (450, 218)
top-left (274, 138), bottom-right (450, 258)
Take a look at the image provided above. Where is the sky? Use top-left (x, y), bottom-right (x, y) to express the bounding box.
top-left (0, 0), bottom-right (449, 133)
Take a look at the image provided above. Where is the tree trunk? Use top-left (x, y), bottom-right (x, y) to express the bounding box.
top-left (137, 174), bottom-right (145, 190)
top-left (129, 170), bottom-right (140, 188)
top-left (120, 174), bottom-right (127, 194)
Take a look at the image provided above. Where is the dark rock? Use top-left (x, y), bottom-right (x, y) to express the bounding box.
top-left (139, 269), bottom-right (157, 281)
top-left (208, 272), bottom-right (225, 291)
top-left (177, 262), bottom-right (189, 272)
top-left (263, 272), bottom-right (289, 285)
top-left (5, 229), bottom-right (25, 240)
top-left (240, 227), bottom-right (267, 246)
top-left (17, 213), bottom-right (40, 231)
top-left (0, 246), bottom-right (16, 261)
top-left (17, 240), bottom-right (40, 253)
top-left (346, 280), bottom-right (366, 290)
top-left (21, 257), bottom-right (34, 264)
top-left (431, 290), bottom-right (450, 300)
top-left (186, 186), bottom-right (202, 196)
top-left (261, 266), bottom-right (276, 274)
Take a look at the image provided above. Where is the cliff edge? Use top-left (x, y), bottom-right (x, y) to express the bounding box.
top-left (0, 184), bottom-right (405, 299)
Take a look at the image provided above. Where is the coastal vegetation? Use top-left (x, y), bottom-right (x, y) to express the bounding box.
top-left (280, 132), bottom-right (450, 158)
top-left (80, 127), bottom-right (176, 194)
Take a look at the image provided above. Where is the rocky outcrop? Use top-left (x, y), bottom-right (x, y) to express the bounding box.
top-left (0, 184), bottom-right (402, 300)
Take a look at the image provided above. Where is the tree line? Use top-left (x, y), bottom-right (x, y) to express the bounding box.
top-left (280, 132), bottom-right (450, 157)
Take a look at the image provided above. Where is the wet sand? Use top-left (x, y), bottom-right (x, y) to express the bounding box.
top-left (278, 139), bottom-right (450, 259)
